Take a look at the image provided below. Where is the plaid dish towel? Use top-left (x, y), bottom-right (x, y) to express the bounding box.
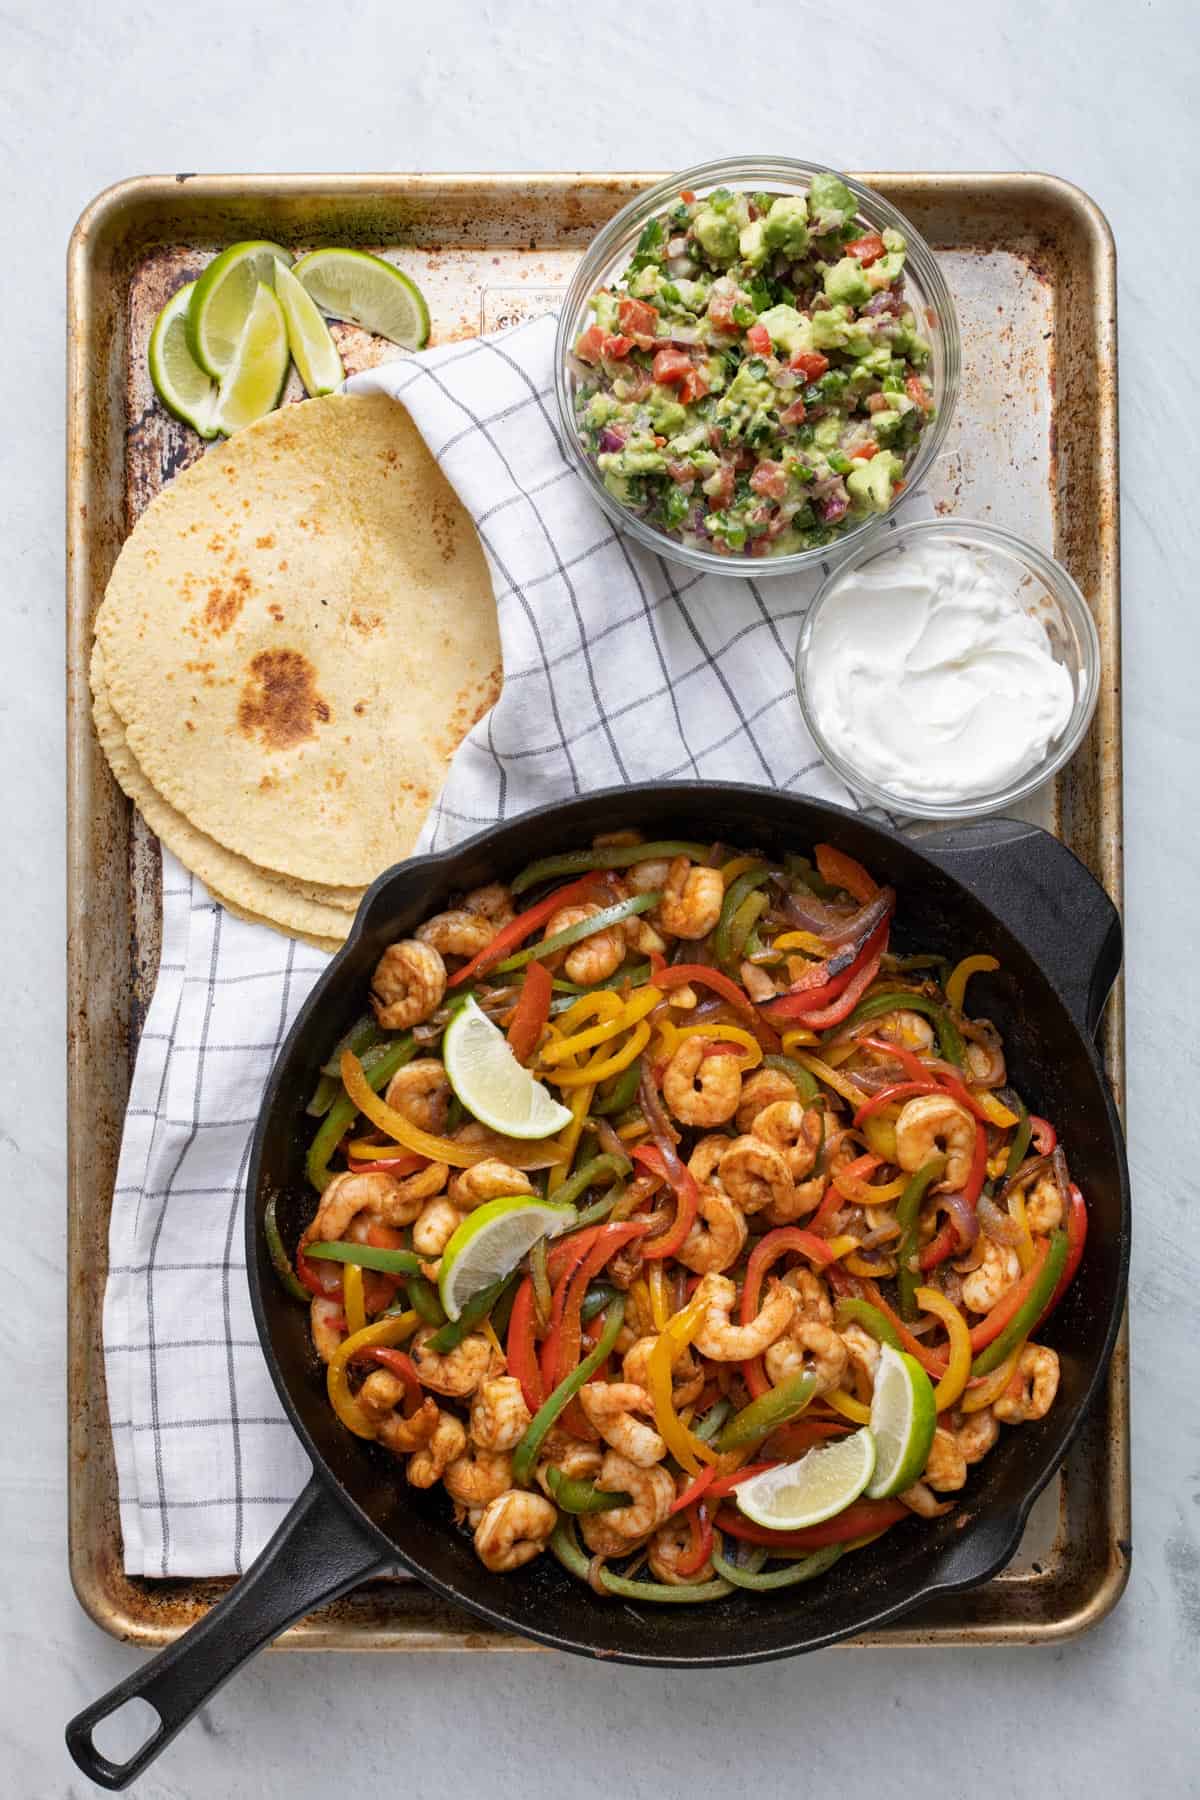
top-left (106, 312), bottom-right (930, 1576)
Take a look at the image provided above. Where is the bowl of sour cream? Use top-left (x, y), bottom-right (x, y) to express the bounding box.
top-left (795, 518), bottom-right (1101, 818)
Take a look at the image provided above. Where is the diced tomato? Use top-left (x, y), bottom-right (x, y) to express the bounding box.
top-left (707, 464), bottom-right (735, 506)
top-left (789, 351), bottom-right (829, 380)
top-left (850, 443), bottom-right (878, 460)
top-left (574, 325), bottom-right (605, 365)
top-left (779, 398), bottom-right (807, 426)
top-left (749, 460), bottom-right (788, 501)
top-left (845, 233), bottom-right (886, 266)
top-left (678, 366), bottom-right (709, 404)
top-left (745, 322), bottom-right (773, 356)
top-left (867, 392), bottom-right (890, 414)
top-left (652, 347), bottom-right (694, 386)
top-left (666, 458), bottom-right (696, 485)
top-left (906, 374), bottom-right (933, 413)
top-left (707, 289), bottom-right (739, 333)
top-left (599, 333), bottom-right (634, 360)
top-left (680, 188), bottom-right (696, 203)
top-left (617, 296), bottom-right (660, 349)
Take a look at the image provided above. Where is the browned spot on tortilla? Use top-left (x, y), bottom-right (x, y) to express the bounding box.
top-left (353, 701), bottom-right (366, 715)
top-left (185, 720), bottom-right (195, 731)
top-left (237, 649), bottom-right (331, 751)
top-left (349, 610), bottom-right (383, 636)
top-left (203, 568), bottom-right (252, 634)
top-left (256, 534), bottom-right (276, 549)
top-left (268, 604), bottom-right (284, 622)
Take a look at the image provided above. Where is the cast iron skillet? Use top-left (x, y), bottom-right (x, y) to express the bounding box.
top-left (68, 785), bottom-right (1130, 1787)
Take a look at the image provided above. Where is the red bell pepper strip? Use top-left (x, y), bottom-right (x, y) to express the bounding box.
top-left (798, 946), bottom-right (888, 1030)
top-left (652, 963), bottom-right (781, 1051)
top-left (631, 1144), bottom-right (701, 1260)
top-left (506, 961), bottom-right (552, 1065)
top-left (807, 1178), bottom-right (844, 1238)
top-left (295, 1248), bottom-right (342, 1299)
top-left (543, 1221), bottom-right (650, 1397)
top-left (669, 1465), bottom-right (716, 1516)
top-left (446, 874), bottom-right (613, 989)
top-left (1029, 1115), bottom-right (1058, 1155)
top-left (1037, 1183), bottom-right (1087, 1324)
top-left (814, 843), bottom-right (880, 901)
top-left (966, 1236), bottom-right (1053, 1354)
top-left (706, 1462), bottom-right (781, 1499)
top-left (916, 1122), bottom-right (988, 1271)
top-left (852, 1082), bottom-right (933, 1125)
top-left (739, 1225), bottom-right (834, 1397)
top-left (716, 1498), bottom-right (908, 1551)
top-left (675, 1502), bottom-right (715, 1576)
top-left (506, 1276), bottom-right (543, 1413)
top-left (347, 1151), bottom-right (428, 1176)
top-left (759, 914), bottom-right (890, 1022)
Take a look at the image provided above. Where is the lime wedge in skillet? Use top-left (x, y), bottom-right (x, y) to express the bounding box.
top-left (736, 1429), bottom-right (877, 1532)
top-left (186, 239), bottom-right (293, 378)
top-left (211, 283), bottom-right (290, 436)
top-left (865, 1344), bottom-right (937, 1498)
top-left (438, 1195), bottom-right (577, 1320)
top-left (292, 248), bottom-right (430, 348)
top-left (442, 996), bottom-right (573, 1139)
top-left (275, 262), bottom-right (344, 396)
top-left (148, 282), bottom-right (218, 437)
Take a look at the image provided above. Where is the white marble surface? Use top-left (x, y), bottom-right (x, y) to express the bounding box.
top-left (4, 0), bottom-right (1198, 1792)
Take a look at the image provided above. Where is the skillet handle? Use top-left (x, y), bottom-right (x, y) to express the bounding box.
top-left (916, 818), bottom-right (1122, 1039)
top-left (65, 1476), bottom-right (389, 1790)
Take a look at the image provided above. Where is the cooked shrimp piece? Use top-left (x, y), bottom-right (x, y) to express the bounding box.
top-left (690, 1271), bottom-right (796, 1361)
top-left (657, 857), bottom-right (724, 939)
top-left (993, 1345), bottom-right (1060, 1423)
top-left (719, 1135), bottom-right (794, 1215)
top-left (963, 1021), bottom-right (1006, 1088)
top-left (469, 1377), bottom-right (532, 1453)
top-left (357, 1372), bottom-right (440, 1455)
top-left (310, 1296), bottom-right (345, 1364)
top-left (783, 1266), bottom-right (834, 1325)
top-left (923, 1426), bottom-right (968, 1492)
top-left (626, 856), bottom-right (672, 896)
top-left (384, 1059), bottom-right (453, 1134)
top-left (622, 1337), bottom-right (705, 1408)
top-left (869, 1009), bottom-right (935, 1054)
top-left (542, 903), bottom-right (626, 984)
top-left (411, 1195), bottom-right (466, 1256)
top-left (578, 1381), bottom-right (667, 1466)
top-left (955, 1407), bottom-right (999, 1463)
top-left (961, 1237), bottom-right (1021, 1314)
top-left (370, 940), bottom-right (447, 1029)
top-left (662, 1037), bottom-right (742, 1127)
top-left (894, 1092), bottom-right (977, 1189)
top-left (675, 1186), bottom-right (748, 1274)
top-left (740, 960), bottom-right (780, 1004)
top-left (443, 1444), bottom-right (514, 1507)
top-left (303, 1166), bottom-right (446, 1242)
top-left (735, 1068), bottom-right (797, 1132)
top-left (839, 1321), bottom-right (881, 1387)
top-left (751, 1100), bottom-right (823, 1180)
top-left (463, 882), bottom-right (515, 929)
top-left (586, 1452), bottom-right (675, 1543)
top-left (764, 1319), bottom-right (848, 1396)
top-left (649, 1512), bottom-right (715, 1584)
top-left (1024, 1171), bottom-right (1064, 1233)
top-left (406, 1410), bottom-right (467, 1487)
top-left (687, 1135), bottom-right (731, 1188)
top-left (473, 1490), bottom-right (557, 1572)
top-left (416, 909), bottom-right (496, 959)
top-left (897, 1480), bottom-right (953, 1519)
top-left (411, 1325), bottom-right (497, 1398)
top-left (447, 1158), bottom-right (534, 1210)
top-left (534, 1437), bottom-right (603, 1499)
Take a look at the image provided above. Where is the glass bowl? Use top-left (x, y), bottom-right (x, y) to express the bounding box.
top-left (554, 155), bottom-right (960, 579)
top-left (795, 519), bottom-right (1101, 818)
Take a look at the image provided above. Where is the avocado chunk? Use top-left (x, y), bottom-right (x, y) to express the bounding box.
top-left (812, 415), bottom-right (843, 451)
top-left (598, 447), bottom-right (668, 477)
top-left (810, 305), bottom-right (853, 351)
top-left (823, 256), bottom-right (872, 307)
top-left (761, 195), bottom-right (811, 257)
top-left (738, 219), bottom-right (769, 268)
top-left (869, 408), bottom-right (903, 446)
top-left (693, 207), bottom-right (740, 265)
top-left (807, 171), bottom-right (857, 228)
top-left (756, 303), bottom-right (816, 357)
top-left (846, 452), bottom-right (902, 513)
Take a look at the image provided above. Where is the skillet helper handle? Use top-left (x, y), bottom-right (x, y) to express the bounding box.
top-left (66, 1475), bottom-right (390, 1790)
top-left (917, 818), bottom-right (1122, 1039)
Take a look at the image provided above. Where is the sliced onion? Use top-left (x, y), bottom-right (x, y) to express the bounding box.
top-left (639, 1063), bottom-right (682, 1154)
top-left (942, 1192), bottom-right (980, 1250)
top-left (777, 883), bottom-right (894, 951)
top-left (999, 1151), bottom-right (1053, 1200)
top-left (978, 1193), bottom-right (1025, 1247)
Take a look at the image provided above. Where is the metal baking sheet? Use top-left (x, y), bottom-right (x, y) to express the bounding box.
top-left (66, 171), bottom-right (1127, 1652)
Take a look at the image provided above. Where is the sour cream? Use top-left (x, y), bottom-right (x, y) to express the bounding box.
top-left (804, 536), bottom-right (1076, 805)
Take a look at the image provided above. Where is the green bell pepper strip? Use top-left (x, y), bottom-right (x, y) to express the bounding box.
top-left (833, 1296), bottom-right (903, 1349)
top-left (264, 1195), bottom-right (309, 1302)
top-left (549, 1152), bottom-right (632, 1215)
top-left (495, 894), bottom-right (660, 975)
top-left (715, 1371), bottom-right (817, 1453)
top-left (305, 1034), bottom-right (417, 1190)
top-left (693, 1396), bottom-right (734, 1443)
top-left (970, 1229), bottom-right (1068, 1376)
top-left (727, 889), bottom-right (769, 968)
top-left (572, 1186), bottom-right (630, 1232)
top-left (895, 1155), bottom-right (947, 1321)
top-left (785, 854), bottom-right (838, 899)
top-left (545, 1467), bottom-right (632, 1514)
top-left (403, 1276), bottom-right (446, 1327)
top-left (579, 1282), bottom-right (620, 1325)
top-left (834, 991), bottom-right (966, 1066)
top-left (490, 1277), bottom-right (519, 1340)
top-left (710, 1535), bottom-right (843, 1590)
top-left (549, 1515), bottom-right (732, 1603)
top-left (306, 1016), bottom-right (383, 1115)
top-left (512, 1295), bottom-right (627, 1486)
top-left (511, 842), bottom-right (710, 895)
top-left (761, 1053), bottom-right (820, 1103)
top-left (592, 1057), bottom-right (645, 1116)
top-left (427, 1272), bottom-right (518, 1354)
top-left (303, 1241), bottom-right (424, 1277)
top-left (305, 1075), bottom-right (339, 1120)
top-left (714, 864), bottom-right (769, 970)
top-left (1005, 1095), bottom-right (1033, 1178)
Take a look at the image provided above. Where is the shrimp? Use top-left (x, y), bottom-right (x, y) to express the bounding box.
top-left (735, 1068), bottom-right (797, 1132)
top-left (578, 1381), bottom-right (666, 1466)
top-left (370, 939), bottom-right (447, 1029)
top-left (764, 1319), bottom-right (848, 1396)
top-left (963, 1021), bottom-right (1006, 1089)
top-left (357, 1372), bottom-right (440, 1455)
top-left (923, 1426), bottom-right (968, 1492)
top-left (406, 1410), bottom-right (467, 1487)
top-left (839, 1321), bottom-right (881, 1388)
top-left (675, 1186), bottom-right (748, 1274)
top-left (869, 1009), bottom-right (935, 1054)
top-left (1024, 1171), bottom-right (1064, 1233)
top-left (411, 1195), bottom-right (466, 1256)
top-left (626, 856), bottom-right (671, 896)
top-left (719, 1135), bottom-right (794, 1215)
top-left (687, 1135), bottom-right (731, 1188)
top-left (535, 1437), bottom-right (603, 1499)
top-left (585, 1452), bottom-right (675, 1543)
top-left (649, 1513), bottom-right (715, 1585)
top-left (303, 1166), bottom-right (446, 1242)
top-left (897, 1480), bottom-right (953, 1519)
top-left (469, 1376), bottom-right (532, 1453)
top-left (740, 960), bottom-right (780, 1005)
top-left (384, 1059), bottom-right (452, 1134)
top-left (473, 1490), bottom-right (557, 1572)
top-left (960, 1237), bottom-right (1021, 1314)
top-left (443, 1444), bottom-right (513, 1507)
top-left (894, 1092), bottom-right (977, 1189)
top-left (447, 1158), bottom-right (534, 1211)
top-left (751, 1100), bottom-right (824, 1180)
top-left (542, 904), bottom-right (626, 984)
top-left (993, 1345), bottom-right (1060, 1424)
top-left (783, 1266), bottom-right (834, 1325)
top-left (411, 1325), bottom-right (498, 1398)
top-left (662, 1037), bottom-right (742, 1127)
top-left (416, 909), bottom-right (496, 959)
top-left (622, 1337), bottom-right (705, 1408)
top-left (310, 1296), bottom-right (345, 1364)
top-left (690, 1271), bottom-right (796, 1361)
top-left (463, 882), bottom-right (515, 929)
top-left (954, 1407), bottom-right (999, 1463)
top-left (657, 857), bottom-right (724, 940)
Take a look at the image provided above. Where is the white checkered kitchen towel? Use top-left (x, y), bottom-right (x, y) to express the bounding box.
top-left (106, 312), bottom-right (930, 1576)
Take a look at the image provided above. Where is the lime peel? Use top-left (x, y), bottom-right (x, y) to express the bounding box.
top-left (186, 239), bottom-right (292, 378)
top-left (148, 283), bottom-right (218, 438)
top-left (292, 247), bottom-right (430, 349)
top-left (865, 1343), bottom-right (937, 1498)
top-left (438, 1195), bottom-right (577, 1320)
top-left (442, 996), bottom-right (573, 1140)
top-left (735, 1429), bottom-right (877, 1532)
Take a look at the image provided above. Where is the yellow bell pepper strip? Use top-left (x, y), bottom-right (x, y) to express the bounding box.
top-left (343, 1262), bottom-right (367, 1336)
top-left (303, 1241), bottom-right (424, 1277)
top-left (544, 1024), bottom-right (651, 1088)
top-left (960, 1341), bottom-right (1026, 1413)
top-left (547, 987), bottom-right (625, 1036)
top-left (719, 854), bottom-right (761, 886)
top-left (772, 929), bottom-right (832, 956)
top-left (914, 1285), bottom-right (973, 1411)
top-left (510, 841), bottom-right (710, 895)
top-left (307, 1035), bottom-right (417, 1189)
top-left (341, 1048), bottom-right (504, 1169)
top-left (550, 1513), bottom-right (732, 1603)
top-left (546, 1083), bottom-right (595, 1193)
top-left (665, 1021), bottom-right (764, 1070)
top-left (495, 892), bottom-right (660, 975)
top-left (894, 1156), bottom-right (947, 1321)
top-left (545, 1466), bottom-right (632, 1514)
top-left (511, 1294), bottom-right (627, 1485)
top-left (826, 1388), bottom-right (874, 1424)
top-left (780, 1026), bottom-right (819, 1051)
top-left (306, 1015), bottom-right (382, 1117)
top-left (615, 1116), bottom-right (650, 1143)
top-left (833, 1296), bottom-right (903, 1349)
top-left (540, 987), bottom-right (661, 1064)
top-left (862, 1110), bottom-right (900, 1163)
top-left (945, 953), bottom-right (1000, 1014)
top-left (714, 1371), bottom-right (817, 1453)
top-left (647, 1261), bottom-right (670, 1332)
top-left (326, 1309), bottom-right (420, 1438)
top-left (843, 1254), bottom-right (898, 1279)
top-left (648, 1294), bottom-right (719, 1474)
top-left (973, 1088), bottom-right (1020, 1129)
top-left (1005, 1183), bottom-right (1036, 1273)
top-left (970, 1230), bottom-right (1068, 1376)
top-left (711, 1534), bottom-right (843, 1590)
top-left (263, 1194), bottom-right (309, 1302)
top-left (793, 1050), bottom-right (870, 1108)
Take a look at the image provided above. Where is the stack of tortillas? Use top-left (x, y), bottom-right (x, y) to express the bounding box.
top-left (92, 392), bottom-right (501, 948)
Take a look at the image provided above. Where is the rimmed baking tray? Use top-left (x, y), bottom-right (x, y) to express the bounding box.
top-left (67, 170), bottom-right (1127, 1650)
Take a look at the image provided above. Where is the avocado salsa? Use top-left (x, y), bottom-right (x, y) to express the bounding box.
top-left (572, 174), bottom-right (935, 558)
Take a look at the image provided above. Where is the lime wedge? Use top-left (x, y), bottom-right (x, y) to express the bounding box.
top-left (148, 283), bottom-right (218, 438)
top-left (292, 248), bottom-right (429, 349)
top-left (275, 262), bottom-right (344, 397)
top-left (439, 1195), bottom-right (577, 1320)
top-left (212, 283), bottom-right (290, 437)
top-left (187, 240), bottom-right (293, 379)
top-left (736, 1429), bottom-right (877, 1531)
top-left (865, 1344), bottom-right (937, 1498)
top-left (442, 996), bottom-right (573, 1140)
